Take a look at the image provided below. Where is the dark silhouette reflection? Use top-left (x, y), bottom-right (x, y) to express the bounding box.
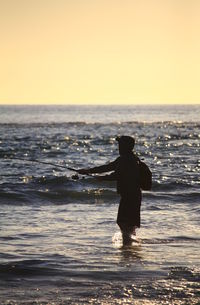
top-left (112, 232), bottom-right (143, 263)
top-left (119, 243), bottom-right (143, 264)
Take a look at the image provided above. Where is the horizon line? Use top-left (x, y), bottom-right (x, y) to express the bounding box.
top-left (0, 103), bottom-right (200, 106)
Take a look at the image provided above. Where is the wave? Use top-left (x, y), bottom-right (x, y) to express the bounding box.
top-left (142, 236), bottom-right (200, 244)
top-left (0, 190), bottom-right (29, 203)
top-left (0, 259), bottom-right (59, 278)
top-left (0, 172), bottom-right (199, 205)
top-left (0, 176), bottom-right (117, 205)
top-left (152, 180), bottom-right (198, 191)
top-left (1, 189), bottom-right (199, 206)
top-left (144, 191), bottom-right (200, 205)
top-left (0, 121), bottom-right (200, 128)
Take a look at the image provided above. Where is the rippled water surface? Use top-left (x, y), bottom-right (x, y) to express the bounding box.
top-left (0, 105), bottom-right (200, 304)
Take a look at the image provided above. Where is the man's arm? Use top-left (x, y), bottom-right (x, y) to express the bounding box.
top-left (78, 158), bottom-right (119, 174)
top-left (96, 171), bottom-right (117, 181)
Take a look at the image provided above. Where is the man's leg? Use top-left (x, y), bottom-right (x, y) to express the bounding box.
top-left (118, 223), bottom-right (137, 244)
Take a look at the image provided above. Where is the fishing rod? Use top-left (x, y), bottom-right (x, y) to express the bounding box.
top-left (4, 156), bottom-right (99, 179)
top-left (5, 156), bottom-right (80, 173)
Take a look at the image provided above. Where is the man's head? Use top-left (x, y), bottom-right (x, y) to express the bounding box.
top-left (116, 136), bottom-right (135, 155)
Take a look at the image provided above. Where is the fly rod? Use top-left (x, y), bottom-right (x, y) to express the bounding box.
top-left (5, 156), bottom-right (79, 172)
top-left (4, 156), bottom-right (98, 179)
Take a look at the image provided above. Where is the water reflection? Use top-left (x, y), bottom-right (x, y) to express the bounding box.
top-left (119, 244), bottom-right (143, 264)
top-left (113, 232), bottom-right (143, 264)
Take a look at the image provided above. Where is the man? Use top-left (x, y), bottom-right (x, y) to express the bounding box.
top-left (78, 136), bottom-right (142, 244)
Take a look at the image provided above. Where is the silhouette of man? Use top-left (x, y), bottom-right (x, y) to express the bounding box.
top-left (78, 136), bottom-right (141, 244)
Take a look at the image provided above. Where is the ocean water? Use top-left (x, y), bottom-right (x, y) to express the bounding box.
top-left (0, 105), bottom-right (200, 304)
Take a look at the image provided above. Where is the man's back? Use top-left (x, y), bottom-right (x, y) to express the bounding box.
top-left (116, 153), bottom-right (140, 195)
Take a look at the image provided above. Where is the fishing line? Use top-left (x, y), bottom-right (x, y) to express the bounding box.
top-left (5, 156), bottom-right (76, 171)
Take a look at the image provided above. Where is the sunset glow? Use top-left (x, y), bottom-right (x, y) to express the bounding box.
top-left (0, 0), bottom-right (200, 105)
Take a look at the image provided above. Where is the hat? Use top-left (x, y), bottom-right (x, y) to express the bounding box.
top-left (116, 136), bottom-right (135, 148)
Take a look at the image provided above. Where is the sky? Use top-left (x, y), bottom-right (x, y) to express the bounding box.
top-left (0, 0), bottom-right (200, 105)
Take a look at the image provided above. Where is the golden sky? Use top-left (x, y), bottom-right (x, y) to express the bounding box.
top-left (0, 0), bottom-right (200, 105)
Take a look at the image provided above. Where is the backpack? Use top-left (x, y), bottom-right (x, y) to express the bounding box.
top-left (139, 160), bottom-right (152, 190)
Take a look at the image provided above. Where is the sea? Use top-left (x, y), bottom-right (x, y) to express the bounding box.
top-left (0, 105), bottom-right (200, 305)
